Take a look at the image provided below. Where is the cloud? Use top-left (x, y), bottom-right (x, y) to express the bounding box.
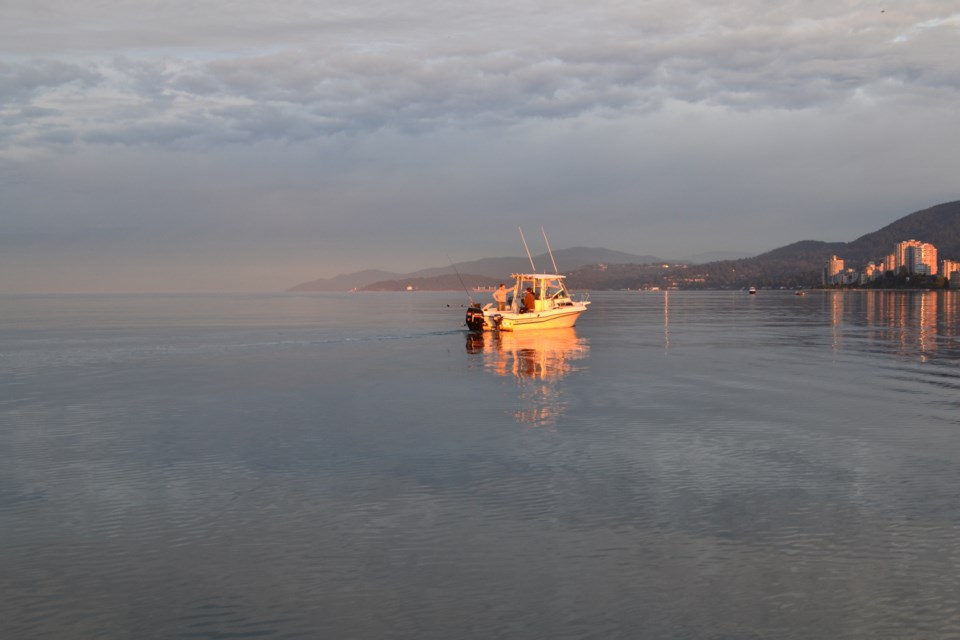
top-left (0, 59), bottom-right (101, 106)
top-left (2, 2), bottom-right (958, 151)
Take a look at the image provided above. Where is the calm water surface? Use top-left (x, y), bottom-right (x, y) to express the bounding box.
top-left (2, 291), bottom-right (960, 639)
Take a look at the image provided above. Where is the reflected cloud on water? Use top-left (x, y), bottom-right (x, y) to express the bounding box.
top-left (466, 328), bottom-right (589, 426)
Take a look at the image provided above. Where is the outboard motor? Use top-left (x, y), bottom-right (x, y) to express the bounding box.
top-left (465, 305), bottom-right (486, 332)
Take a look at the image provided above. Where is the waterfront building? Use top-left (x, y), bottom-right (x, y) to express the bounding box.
top-left (895, 240), bottom-right (938, 275)
top-left (883, 254), bottom-right (896, 272)
top-left (940, 259), bottom-right (960, 279)
top-left (823, 241), bottom-right (955, 287)
top-left (823, 255), bottom-right (845, 286)
top-left (918, 244), bottom-right (937, 275)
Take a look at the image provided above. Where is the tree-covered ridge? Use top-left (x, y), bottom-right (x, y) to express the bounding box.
top-left (845, 200), bottom-right (960, 263)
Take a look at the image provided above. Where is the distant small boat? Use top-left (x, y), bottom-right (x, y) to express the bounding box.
top-left (795, 290), bottom-right (807, 296)
top-left (748, 286), bottom-right (757, 295)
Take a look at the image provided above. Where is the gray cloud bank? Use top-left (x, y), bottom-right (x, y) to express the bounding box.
top-left (2, 1), bottom-right (959, 291)
top-left (4, 2), bottom-right (957, 144)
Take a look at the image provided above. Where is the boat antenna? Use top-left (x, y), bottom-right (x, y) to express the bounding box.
top-left (447, 254), bottom-right (476, 306)
top-left (542, 226), bottom-right (559, 274)
top-left (519, 227), bottom-right (537, 272)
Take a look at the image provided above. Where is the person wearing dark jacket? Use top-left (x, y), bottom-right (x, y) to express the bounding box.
top-left (522, 287), bottom-right (536, 313)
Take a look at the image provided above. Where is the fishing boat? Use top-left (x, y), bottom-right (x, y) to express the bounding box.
top-left (748, 286), bottom-right (757, 295)
top-left (463, 227), bottom-right (590, 332)
top-left (465, 272), bottom-right (590, 331)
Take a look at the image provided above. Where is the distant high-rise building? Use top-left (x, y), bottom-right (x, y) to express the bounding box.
top-left (941, 259), bottom-right (960, 278)
top-left (883, 254), bottom-right (896, 272)
top-left (917, 243), bottom-right (937, 275)
top-left (895, 240), bottom-right (937, 276)
top-left (823, 255), bottom-right (844, 285)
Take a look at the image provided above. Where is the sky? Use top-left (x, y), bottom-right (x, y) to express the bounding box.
top-left (1, 1), bottom-right (959, 292)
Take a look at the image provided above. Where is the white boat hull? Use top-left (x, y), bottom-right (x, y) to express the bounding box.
top-left (482, 304), bottom-right (588, 331)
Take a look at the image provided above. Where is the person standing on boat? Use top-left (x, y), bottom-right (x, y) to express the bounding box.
top-left (492, 283), bottom-right (509, 311)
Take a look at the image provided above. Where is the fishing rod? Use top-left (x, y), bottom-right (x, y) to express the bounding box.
top-left (519, 227), bottom-right (537, 272)
top-left (542, 226), bottom-right (559, 274)
top-left (447, 254), bottom-right (476, 306)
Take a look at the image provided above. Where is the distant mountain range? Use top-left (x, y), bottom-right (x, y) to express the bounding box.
top-left (288, 247), bottom-right (669, 292)
top-left (288, 248), bottom-right (754, 292)
top-left (287, 200), bottom-right (960, 291)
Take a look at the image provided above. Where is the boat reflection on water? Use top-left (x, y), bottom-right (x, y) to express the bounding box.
top-left (466, 328), bottom-right (589, 426)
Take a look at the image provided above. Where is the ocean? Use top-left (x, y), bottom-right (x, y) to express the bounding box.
top-left (2, 290), bottom-right (960, 639)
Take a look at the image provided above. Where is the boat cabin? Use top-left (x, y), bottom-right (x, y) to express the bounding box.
top-left (508, 273), bottom-right (576, 313)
